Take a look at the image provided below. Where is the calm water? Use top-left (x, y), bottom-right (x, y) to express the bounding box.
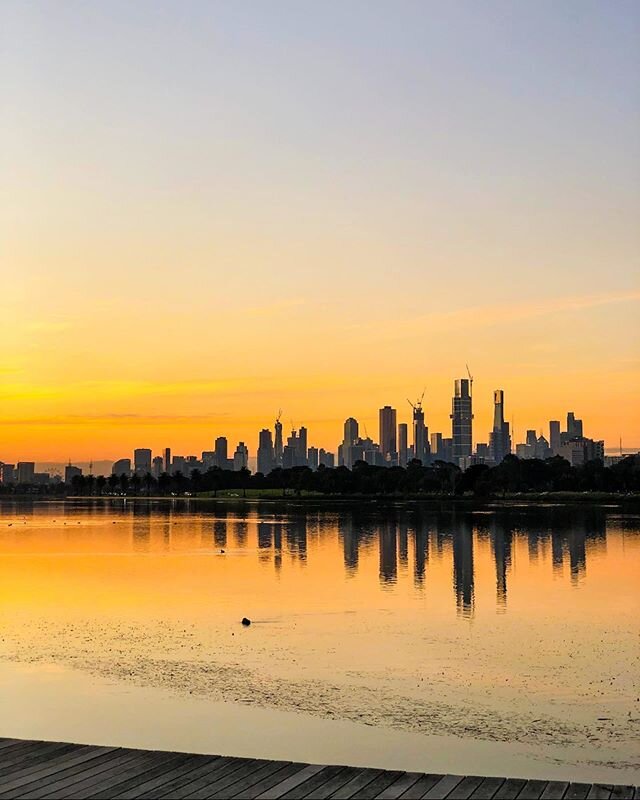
top-left (0, 499), bottom-right (638, 782)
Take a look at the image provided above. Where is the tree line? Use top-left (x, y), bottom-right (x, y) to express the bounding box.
top-left (1, 454), bottom-right (639, 497)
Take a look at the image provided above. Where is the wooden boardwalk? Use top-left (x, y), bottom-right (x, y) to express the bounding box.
top-left (0, 738), bottom-right (636, 800)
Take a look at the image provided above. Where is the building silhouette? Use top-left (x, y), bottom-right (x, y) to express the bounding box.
top-left (379, 406), bottom-right (397, 465)
top-left (412, 402), bottom-right (429, 464)
top-left (398, 423), bottom-right (408, 467)
top-left (489, 390), bottom-right (511, 464)
top-left (257, 429), bottom-right (274, 475)
top-left (233, 442), bottom-right (249, 471)
top-left (451, 379), bottom-right (473, 466)
top-left (133, 449), bottom-right (152, 475)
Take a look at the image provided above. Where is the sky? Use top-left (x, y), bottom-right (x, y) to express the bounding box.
top-left (1, 0), bottom-right (639, 463)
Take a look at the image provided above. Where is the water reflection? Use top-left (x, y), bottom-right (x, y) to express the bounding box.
top-left (0, 500), bottom-right (617, 619)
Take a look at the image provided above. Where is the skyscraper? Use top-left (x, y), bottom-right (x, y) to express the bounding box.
top-left (152, 456), bottom-right (164, 478)
top-left (379, 406), bottom-right (397, 464)
top-left (163, 447), bottom-right (171, 474)
top-left (430, 432), bottom-right (443, 460)
top-left (549, 420), bottom-right (561, 454)
top-left (274, 416), bottom-right (283, 467)
top-left (214, 437), bottom-right (228, 469)
top-left (257, 428), bottom-right (275, 475)
top-left (298, 426), bottom-right (308, 466)
top-left (567, 412), bottom-right (583, 439)
top-left (398, 423), bottom-right (408, 467)
top-left (451, 378), bottom-right (473, 465)
top-left (133, 448), bottom-right (152, 475)
top-left (233, 442), bottom-right (249, 471)
top-left (342, 417), bottom-right (359, 469)
top-left (489, 389), bottom-right (511, 464)
top-left (412, 402), bottom-right (428, 464)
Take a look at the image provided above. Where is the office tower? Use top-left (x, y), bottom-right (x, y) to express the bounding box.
top-left (233, 442), bottom-right (249, 471)
top-left (342, 417), bottom-right (359, 469)
top-left (152, 456), bottom-right (164, 478)
top-left (172, 455), bottom-right (186, 474)
top-left (16, 462), bottom-right (35, 483)
top-left (567, 412), bottom-right (583, 439)
top-left (398, 423), bottom-right (409, 467)
top-left (111, 458), bottom-right (131, 477)
top-left (441, 438), bottom-right (453, 463)
top-left (319, 449), bottom-right (335, 468)
top-left (379, 406), bottom-right (397, 464)
top-left (257, 428), bottom-right (275, 475)
top-left (430, 432), bottom-right (443, 460)
top-left (134, 448), bottom-right (152, 475)
top-left (549, 421), bottom-right (561, 454)
top-left (163, 447), bottom-right (171, 474)
top-left (0, 463), bottom-right (16, 484)
top-left (451, 379), bottom-right (473, 465)
top-left (64, 464), bottom-right (82, 483)
top-left (298, 426), bottom-right (308, 466)
top-left (476, 443), bottom-right (490, 461)
top-left (489, 390), bottom-right (511, 464)
top-left (412, 401), bottom-right (428, 464)
top-left (214, 437), bottom-right (228, 468)
top-left (307, 446), bottom-right (319, 470)
top-left (274, 416), bottom-right (283, 467)
top-left (526, 429), bottom-right (537, 448)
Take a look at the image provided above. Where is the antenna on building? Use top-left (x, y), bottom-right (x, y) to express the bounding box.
top-left (276, 409), bottom-right (282, 423)
top-left (466, 364), bottom-right (474, 397)
top-left (89, 459), bottom-right (93, 475)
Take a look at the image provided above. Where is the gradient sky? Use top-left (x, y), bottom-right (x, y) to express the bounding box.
top-left (1, 0), bottom-right (639, 462)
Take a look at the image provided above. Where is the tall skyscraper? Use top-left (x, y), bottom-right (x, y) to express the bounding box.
top-left (379, 406), bottom-right (397, 464)
top-left (257, 429), bottom-right (275, 475)
top-left (398, 423), bottom-right (408, 467)
top-left (152, 456), bottom-right (164, 478)
top-left (342, 417), bottom-right (359, 469)
top-left (298, 426), bottom-right (308, 466)
top-left (307, 446), bottom-right (319, 470)
top-left (489, 389), bottom-right (511, 464)
top-left (16, 462), bottom-right (35, 483)
top-left (133, 448), bottom-right (152, 475)
top-left (163, 447), bottom-right (171, 474)
top-left (214, 437), bottom-right (228, 468)
top-left (274, 416), bottom-right (283, 467)
top-left (549, 420), bottom-right (561, 454)
top-left (567, 412), bottom-right (583, 439)
top-left (233, 442), bottom-right (249, 471)
top-left (451, 378), bottom-right (473, 465)
top-left (411, 401), bottom-right (428, 464)
top-left (430, 432), bottom-right (443, 460)
top-left (111, 458), bottom-right (131, 477)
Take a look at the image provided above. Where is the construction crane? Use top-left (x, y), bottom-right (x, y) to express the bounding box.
top-left (466, 364), bottom-right (474, 397)
top-left (276, 409), bottom-right (282, 424)
top-left (407, 389), bottom-right (425, 412)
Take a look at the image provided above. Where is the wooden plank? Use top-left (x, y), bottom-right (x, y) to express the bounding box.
top-left (421, 775), bottom-right (464, 799)
top-left (396, 773), bottom-right (444, 800)
top-left (212, 761), bottom-right (291, 799)
top-left (376, 772), bottom-right (423, 799)
top-left (41, 751), bottom-right (160, 799)
top-left (77, 752), bottom-right (199, 799)
top-left (110, 755), bottom-right (216, 799)
top-left (188, 759), bottom-right (278, 799)
top-left (0, 745), bottom-right (114, 797)
top-left (280, 765), bottom-right (348, 799)
top-left (493, 780), bottom-right (526, 800)
top-left (255, 764), bottom-right (324, 799)
top-left (517, 780), bottom-right (549, 799)
top-left (342, 769), bottom-right (403, 800)
top-left (0, 748), bottom-right (119, 799)
top-left (0, 741), bottom-right (23, 752)
top-left (166, 757), bottom-right (257, 798)
top-left (564, 786), bottom-right (592, 800)
top-left (303, 766), bottom-right (362, 799)
top-left (447, 776), bottom-right (485, 799)
top-left (469, 776), bottom-right (505, 799)
top-left (608, 788), bottom-right (633, 800)
top-left (327, 768), bottom-right (384, 799)
top-left (139, 756), bottom-right (238, 799)
top-left (19, 749), bottom-right (143, 799)
top-left (0, 742), bottom-right (79, 776)
top-left (0, 740), bottom-right (66, 770)
top-left (586, 786), bottom-right (613, 799)
top-left (540, 783), bottom-right (569, 800)
top-left (238, 763), bottom-right (313, 800)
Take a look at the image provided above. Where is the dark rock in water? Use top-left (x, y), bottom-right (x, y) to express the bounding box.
top-left (241, 617), bottom-right (251, 626)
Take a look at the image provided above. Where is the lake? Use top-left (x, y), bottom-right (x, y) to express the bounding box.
top-left (0, 499), bottom-right (638, 783)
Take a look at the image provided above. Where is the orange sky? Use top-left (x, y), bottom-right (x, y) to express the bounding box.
top-left (1, 2), bottom-right (638, 463)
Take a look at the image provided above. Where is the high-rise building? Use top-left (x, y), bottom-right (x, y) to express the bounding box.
top-left (412, 401), bottom-right (428, 464)
top-left (342, 418), bottom-right (359, 469)
top-left (489, 390), bottom-right (511, 464)
top-left (307, 446), bottom-right (319, 470)
top-left (16, 462), bottom-right (35, 483)
top-left (319, 449), bottom-right (335, 468)
top-left (451, 379), bottom-right (473, 465)
top-left (172, 455), bottom-right (186, 474)
top-left (112, 458), bottom-right (131, 477)
top-left (430, 432), bottom-right (443, 460)
top-left (0, 463), bottom-right (15, 484)
top-left (566, 412), bottom-right (583, 439)
top-left (549, 421), bottom-right (561, 454)
top-left (298, 426), bottom-right (308, 466)
top-left (163, 447), bottom-right (171, 474)
top-left (440, 438), bottom-right (454, 463)
top-left (398, 423), bottom-right (409, 467)
top-left (214, 437), bottom-right (228, 469)
top-left (257, 429), bottom-right (275, 475)
top-left (233, 442), bottom-right (249, 471)
top-left (274, 417), bottom-right (283, 467)
top-left (152, 456), bottom-right (164, 478)
top-left (202, 451), bottom-right (216, 469)
top-left (379, 406), bottom-right (397, 464)
top-left (64, 464), bottom-right (82, 483)
top-left (133, 448), bottom-right (152, 475)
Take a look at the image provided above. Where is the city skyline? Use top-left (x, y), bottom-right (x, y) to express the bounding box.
top-left (1, 2), bottom-right (638, 464)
